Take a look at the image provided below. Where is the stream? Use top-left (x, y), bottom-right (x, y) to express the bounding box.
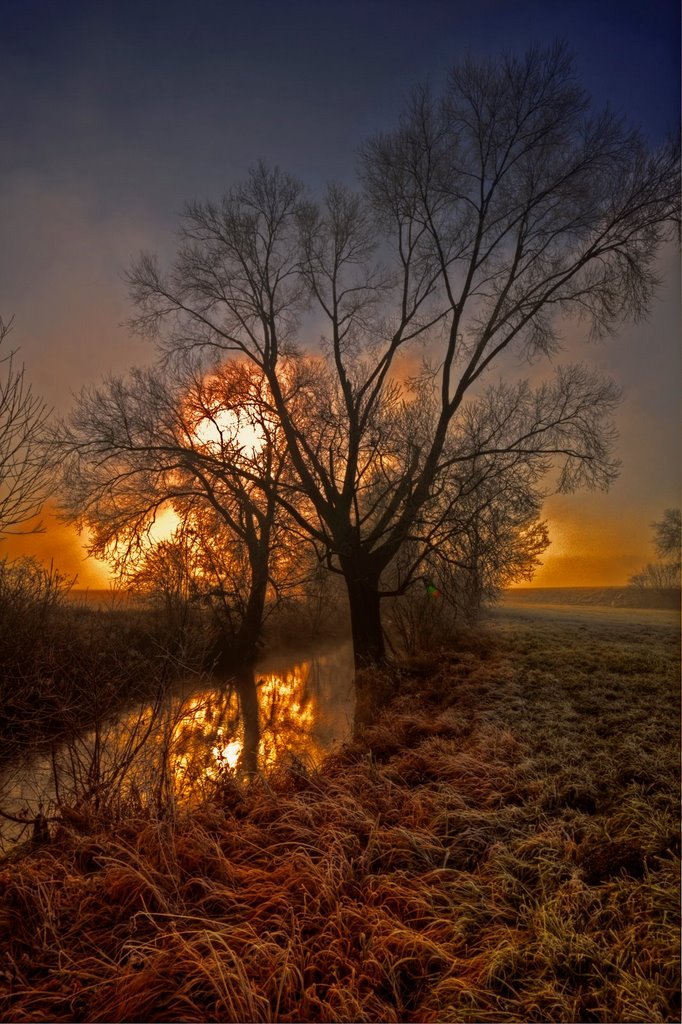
top-left (0, 640), bottom-right (355, 852)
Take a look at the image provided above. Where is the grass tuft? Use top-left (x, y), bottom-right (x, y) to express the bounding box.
top-left (0, 608), bottom-right (679, 1021)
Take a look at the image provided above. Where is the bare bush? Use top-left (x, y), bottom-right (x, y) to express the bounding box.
top-left (0, 316), bottom-right (51, 536)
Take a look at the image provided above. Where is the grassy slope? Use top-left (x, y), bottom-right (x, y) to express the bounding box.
top-left (0, 610), bottom-right (679, 1023)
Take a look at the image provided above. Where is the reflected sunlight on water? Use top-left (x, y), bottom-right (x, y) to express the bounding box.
top-left (0, 643), bottom-right (355, 848)
top-left (168, 648), bottom-right (354, 800)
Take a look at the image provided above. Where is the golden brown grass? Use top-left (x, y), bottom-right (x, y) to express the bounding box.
top-left (0, 608), bottom-right (679, 1022)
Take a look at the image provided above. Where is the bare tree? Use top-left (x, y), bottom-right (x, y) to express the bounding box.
top-left (0, 316), bottom-right (51, 536)
top-left (630, 508), bottom-right (681, 595)
top-left (387, 464), bottom-right (549, 653)
top-left (402, 468), bottom-right (550, 626)
top-left (126, 44), bottom-right (679, 665)
top-left (373, 366), bottom-right (618, 603)
top-left (58, 358), bottom-right (293, 667)
top-left (652, 508), bottom-right (681, 561)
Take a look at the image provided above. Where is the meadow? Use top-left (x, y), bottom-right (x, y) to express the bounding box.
top-left (0, 599), bottom-right (679, 1022)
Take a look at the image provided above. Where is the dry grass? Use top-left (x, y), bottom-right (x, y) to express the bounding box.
top-left (0, 609), bottom-right (679, 1022)
top-left (504, 585), bottom-right (680, 609)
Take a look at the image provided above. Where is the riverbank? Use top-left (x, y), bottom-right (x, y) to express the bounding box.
top-left (0, 560), bottom-right (348, 766)
top-left (0, 609), bottom-right (679, 1022)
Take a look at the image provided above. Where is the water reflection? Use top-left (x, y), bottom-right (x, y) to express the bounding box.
top-left (170, 644), bottom-right (354, 798)
top-left (0, 642), bottom-right (354, 850)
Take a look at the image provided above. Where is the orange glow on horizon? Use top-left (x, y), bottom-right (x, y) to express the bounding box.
top-left (0, 501), bottom-right (111, 588)
top-left (528, 552), bottom-right (647, 588)
top-left (526, 501), bottom-right (655, 588)
top-left (0, 505), bottom-right (184, 590)
top-left (0, 498), bottom-right (659, 593)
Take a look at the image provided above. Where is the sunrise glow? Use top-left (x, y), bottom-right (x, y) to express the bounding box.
top-left (194, 407), bottom-right (264, 458)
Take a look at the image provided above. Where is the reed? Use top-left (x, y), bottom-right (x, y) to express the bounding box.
top-left (0, 609), bottom-right (679, 1022)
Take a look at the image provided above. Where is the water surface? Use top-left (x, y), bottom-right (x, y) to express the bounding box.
top-left (0, 641), bottom-right (354, 852)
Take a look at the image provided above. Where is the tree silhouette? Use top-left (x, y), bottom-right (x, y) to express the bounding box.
top-left (58, 358), bottom-right (294, 666)
top-left (652, 508), bottom-right (681, 562)
top-left (0, 316), bottom-right (51, 537)
top-left (124, 44), bottom-right (678, 665)
top-left (630, 508), bottom-right (681, 596)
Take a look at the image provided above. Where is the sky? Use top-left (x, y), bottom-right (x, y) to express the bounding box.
top-left (0, 0), bottom-right (680, 588)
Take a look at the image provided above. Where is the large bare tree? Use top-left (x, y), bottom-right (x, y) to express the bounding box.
top-left (124, 44), bottom-right (678, 665)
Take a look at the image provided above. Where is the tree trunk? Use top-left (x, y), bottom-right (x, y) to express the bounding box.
top-left (235, 669), bottom-right (260, 776)
top-left (344, 570), bottom-right (386, 668)
top-left (235, 577), bottom-right (268, 662)
top-left (343, 567), bottom-right (398, 734)
top-left (214, 547), bottom-right (269, 673)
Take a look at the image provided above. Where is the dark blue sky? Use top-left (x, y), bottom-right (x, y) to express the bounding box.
top-left (3, 0), bottom-right (679, 218)
top-left (1, 0), bottom-right (680, 584)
